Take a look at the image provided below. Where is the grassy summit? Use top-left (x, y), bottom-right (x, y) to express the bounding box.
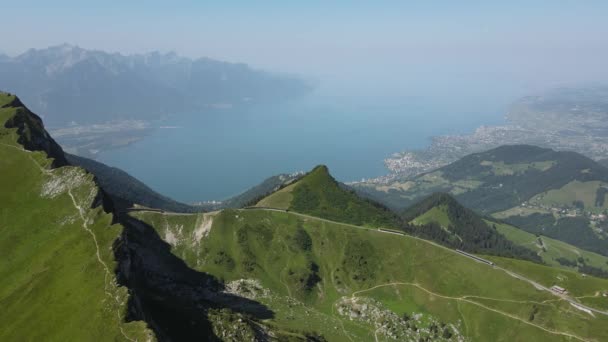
top-left (0, 93), bottom-right (151, 341)
top-left (256, 165), bottom-right (401, 228)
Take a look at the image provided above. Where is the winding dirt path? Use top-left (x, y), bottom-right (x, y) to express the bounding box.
top-left (68, 187), bottom-right (137, 341)
top-left (350, 282), bottom-right (592, 342)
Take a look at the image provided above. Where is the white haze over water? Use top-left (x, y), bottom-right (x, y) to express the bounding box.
top-left (5, 1), bottom-right (608, 201)
top-left (97, 87), bottom-right (514, 203)
top-left (4, 1), bottom-right (608, 95)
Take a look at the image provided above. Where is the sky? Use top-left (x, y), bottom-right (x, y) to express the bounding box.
top-left (5, 1), bottom-right (608, 96)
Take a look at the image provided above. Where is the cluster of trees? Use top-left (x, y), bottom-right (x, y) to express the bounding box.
top-left (506, 214), bottom-right (608, 257)
top-left (596, 187), bottom-right (608, 207)
top-left (356, 145), bottom-right (608, 215)
top-left (401, 193), bottom-right (542, 263)
top-left (446, 147), bottom-right (608, 213)
top-left (555, 257), bottom-right (578, 268)
top-left (579, 264), bottom-right (608, 278)
top-left (556, 256), bottom-right (608, 278)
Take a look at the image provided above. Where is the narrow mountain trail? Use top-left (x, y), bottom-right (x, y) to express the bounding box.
top-left (0, 142), bottom-right (49, 174)
top-left (243, 208), bottom-right (608, 317)
top-left (68, 188), bottom-right (137, 342)
top-left (6, 142), bottom-right (140, 342)
top-left (123, 206), bottom-right (605, 341)
top-left (349, 282), bottom-right (592, 342)
top-left (456, 301), bottom-right (470, 338)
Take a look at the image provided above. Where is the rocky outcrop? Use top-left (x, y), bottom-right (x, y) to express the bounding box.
top-left (114, 214), bottom-right (274, 341)
top-left (3, 96), bottom-right (68, 167)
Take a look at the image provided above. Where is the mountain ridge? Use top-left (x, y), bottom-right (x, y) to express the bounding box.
top-left (0, 93), bottom-right (297, 340)
top-left (0, 92), bottom-right (152, 340)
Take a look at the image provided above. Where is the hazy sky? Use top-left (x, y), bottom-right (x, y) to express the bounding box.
top-left (5, 1), bottom-right (608, 96)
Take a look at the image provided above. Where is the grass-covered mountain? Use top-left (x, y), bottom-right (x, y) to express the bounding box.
top-left (401, 193), bottom-right (541, 263)
top-left (0, 44), bottom-right (311, 126)
top-left (356, 145), bottom-right (608, 213)
top-left (257, 166), bottom-right (545, 263)
top-left (4, 92), bottom-right (608, 340)
top-left (0, 93), bottom-right (316, 341)
top-left (355, 145), bottom-right (608, 259)
top-left (0, 93), bottom-right (152, 340)
top-left (132, 207), bottom-right (608, 341)
top-left (256, 165), bottom-right (401, 228)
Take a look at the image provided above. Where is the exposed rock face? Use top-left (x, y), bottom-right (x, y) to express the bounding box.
top-left (113, 215), bottom-right (275, 341)
top-left (3, 96), bottom-right (68, 167)
top-left (3, 93), bottom-right (274, 341)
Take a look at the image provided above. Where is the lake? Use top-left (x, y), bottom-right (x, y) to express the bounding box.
top-left (97, 92), bottom-right (512, 203)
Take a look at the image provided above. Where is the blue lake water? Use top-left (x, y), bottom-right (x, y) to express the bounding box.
top-left (97, 92), bottom-right (512, 203)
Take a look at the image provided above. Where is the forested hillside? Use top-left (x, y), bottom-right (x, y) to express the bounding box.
top-left (257, 165), bottom-right (401, 228)
top-left (401, 193), bottom-right (541, 262)
top-left (355, 145), bottom-right (608, 213)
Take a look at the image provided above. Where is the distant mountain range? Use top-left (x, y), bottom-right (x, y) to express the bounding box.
top-left (0, 44), bottom-right (312, 126)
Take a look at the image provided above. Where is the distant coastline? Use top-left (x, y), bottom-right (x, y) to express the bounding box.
top-left (359, 86), bottom-right (608, 185)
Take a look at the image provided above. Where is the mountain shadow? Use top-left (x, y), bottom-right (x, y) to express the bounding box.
top-left (114, 214), bottom-right (274, 341)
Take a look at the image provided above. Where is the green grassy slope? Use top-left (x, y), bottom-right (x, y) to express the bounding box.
top-left (255, 182), bottom-right (297, 209)
top-left (410, 205), bottom-right (452, 227)
top-left (402, 193), bottom-right (542, 263)
top-left (531, 180), bottom-right (608, 213)
top-left (0, 93), bottom-right (151, 341)
top-left (492, 220), bottom-right (608, 274)
top-left (134, 208), bottom-right (608, 341)
top-left (256, 165), bottom-right (400, 228)
top-left (498, 212), bottom-right (608, 260)
top-left (355, 145), bottom-right (608, 214)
